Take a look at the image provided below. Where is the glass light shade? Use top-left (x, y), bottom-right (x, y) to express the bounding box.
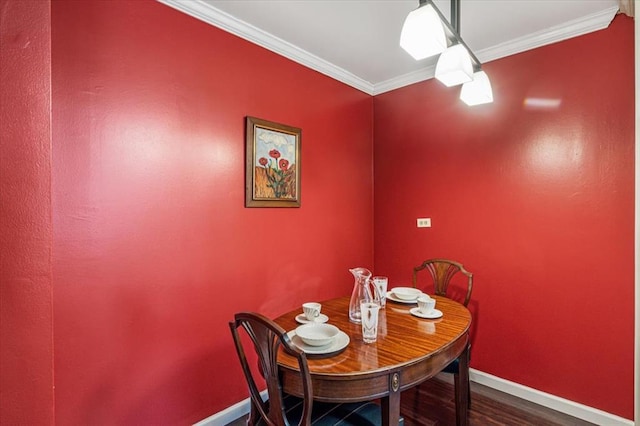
top-left (435, 44), bottom-right (474, 87)
top-left (399, 4), bottom-right (447, 60)
top-left (460, 71), bottom-right (494, 106)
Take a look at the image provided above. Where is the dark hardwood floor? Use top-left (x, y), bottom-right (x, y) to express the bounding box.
top-left (400, 378), bottom-right (594, 426)
top-left (226, 378), bottom-right (595, 425)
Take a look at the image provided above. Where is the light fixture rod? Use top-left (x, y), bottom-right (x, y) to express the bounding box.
top-left (421, 0), bottom-right (482, 71)
top-left (451, 0), bottom-right (460, 35)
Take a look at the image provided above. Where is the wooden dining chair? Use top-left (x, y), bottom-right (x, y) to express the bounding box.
top-left (229, 312), bottom-right (397, 426)
top-left (412, 259), bottom-right (473, 407)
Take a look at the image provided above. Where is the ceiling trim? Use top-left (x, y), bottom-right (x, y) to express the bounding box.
top-left (157, 0), bottom-right (375, 94)
top-left (158, 0), bottom-right (618, 97)
top-left (373, 66), bottom-right (438, 96)
top-left (476, 6), bottom-right (619, 65)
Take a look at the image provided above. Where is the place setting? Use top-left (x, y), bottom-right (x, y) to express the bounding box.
top-left (385, 286), bottom-right (425, 304)
top-left (295, 302), bottom-right (329, 324)
top-left (409, 295), bottom-right (443, 319)
top-left (289, 302), bottom-right (350, 357)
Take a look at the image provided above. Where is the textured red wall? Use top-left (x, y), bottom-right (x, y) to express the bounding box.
top-left (0, 0), bottom-right (54, 424)
top-left (4, 1), bottom-right (634, 423)
top-left (373, 15), bottom-right (635, 419)
top-left (51, 1), bottom-right (373, 424)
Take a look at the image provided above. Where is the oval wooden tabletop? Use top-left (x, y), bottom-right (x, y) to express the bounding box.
top-left (274, 295), bottom-right (472, 378)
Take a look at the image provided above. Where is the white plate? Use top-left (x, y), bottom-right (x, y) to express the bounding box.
top-left (295, 313), bottom-right (329, 324)
top-left (409, 307), bottom-right (443, 319)
top-left (386, 290), bottom-right (424, 304)
top-left (286, 330), bottom-right (350, 356)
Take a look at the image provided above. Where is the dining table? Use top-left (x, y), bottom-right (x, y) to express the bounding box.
top-left (274, 294), bottom-right (472, 426)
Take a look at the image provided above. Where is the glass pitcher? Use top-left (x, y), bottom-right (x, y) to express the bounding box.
top-left (348, 267), bottom-right (381, 323)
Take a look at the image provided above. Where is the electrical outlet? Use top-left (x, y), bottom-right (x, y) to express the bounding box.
top-left (417, 218), bottom-right (431, 228)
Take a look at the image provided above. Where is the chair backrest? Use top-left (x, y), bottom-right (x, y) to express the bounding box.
top-left (229, 312), bottom-right (313, 426)
top-left (412, 259), bottom-right (473, 307)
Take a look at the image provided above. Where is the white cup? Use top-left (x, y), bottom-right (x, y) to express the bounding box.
top-left (372, 276), bottom-right (388, 307)
top-left (417, 296), bottom-right (436, 314)
top-left (302, 302), bottom-right (321, 321)
top-left (360, 300), bottom-right (381, 343)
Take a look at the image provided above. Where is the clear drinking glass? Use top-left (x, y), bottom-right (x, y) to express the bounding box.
top-left (372, 276), bottom-right (388, 307)
top-left (360, 300), bottom-right (381, 343)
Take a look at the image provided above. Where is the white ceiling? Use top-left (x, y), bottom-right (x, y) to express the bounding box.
top-left (158, 0), bottom-right (619, 95)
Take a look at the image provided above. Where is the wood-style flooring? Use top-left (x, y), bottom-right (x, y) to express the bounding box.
top-left (400, 377), bottom-right (594, 426)
top-left (226, 377), bottom-right (595, 426)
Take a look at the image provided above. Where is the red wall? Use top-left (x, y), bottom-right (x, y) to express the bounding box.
top-left (2, 0), bottom-right (635, 423)
top-left (51, 1), bottom-right (373, 424)
top-left (0, 0), bottom-right (54, 424)
top-left (373, 15), bottom-right (635, 420)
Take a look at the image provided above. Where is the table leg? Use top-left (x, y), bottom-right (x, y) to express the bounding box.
top-left (455, 343), bottom-right (470, 426)
top-left (381, 372), bottom-right (401, 426)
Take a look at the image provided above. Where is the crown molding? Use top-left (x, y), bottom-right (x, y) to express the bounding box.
top-left (475, 5), bottom-right (619, 64)
top-left (373, 65), bottom-right (437, 96)
top-left (374, 5), bottom-right (618, 95)
top-left (158, 0), bottom-right (617, 97)
top-left (157, 0), bottom-right (375, 95)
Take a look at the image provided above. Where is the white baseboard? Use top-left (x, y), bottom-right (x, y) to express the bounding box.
top-left (196, 371), bottom-right (634, 426)
top-left (468, 369), bottom-right (634, 426)
top-left (193, 390), bottom-right (267, 426)
top-left (193, 397), bottom-right (249, 426)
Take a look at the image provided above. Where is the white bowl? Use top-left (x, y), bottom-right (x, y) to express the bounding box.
top-left (295, 323), bottom-right (340, 347)
top-left (391, 286), bottom-right (422, 301)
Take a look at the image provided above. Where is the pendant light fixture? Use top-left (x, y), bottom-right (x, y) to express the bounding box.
top-left (400, 3), bottom-right (447, 60)
top-left (400, 0), bottom-right (493, 106)
top-left (460, 70), bottom-right (493, 105)
top-left (435, 44), bottom-right (473, 87)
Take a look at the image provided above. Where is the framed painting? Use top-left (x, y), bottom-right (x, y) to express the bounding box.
top-left (245, 116), bottom-right (301, 207)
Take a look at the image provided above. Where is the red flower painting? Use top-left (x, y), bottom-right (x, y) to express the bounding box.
top-left (269, 149), bottom-right (281, 159)
top-left (255, 149), bottom-right (295, 199)
top-left (246, 116), bottom-right (300, 207)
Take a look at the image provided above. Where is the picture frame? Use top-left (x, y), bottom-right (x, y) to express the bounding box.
top-left (245, 116), bottom-right (301, 208)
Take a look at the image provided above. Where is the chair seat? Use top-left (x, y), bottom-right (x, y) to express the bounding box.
top-left (442, 358), bottom-right (459, 374)
top-left (259, 394), bottom-right (404, 426)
